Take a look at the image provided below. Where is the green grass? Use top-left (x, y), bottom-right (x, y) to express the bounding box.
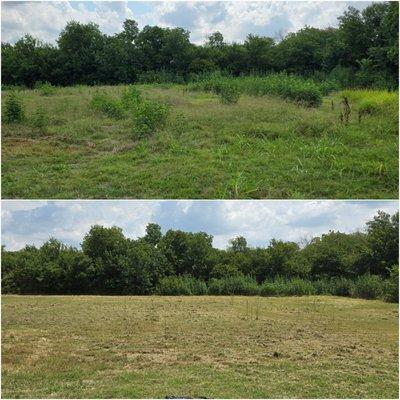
top-left (2, 84), bottom-right (398, 199)
top-left (2, 295), bottom-right (398, 398)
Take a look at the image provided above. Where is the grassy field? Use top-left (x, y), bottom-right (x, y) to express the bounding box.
top-left (2, 295), bottom-right (398, 398)
top-left (2, 85), bottom-right (398, 199)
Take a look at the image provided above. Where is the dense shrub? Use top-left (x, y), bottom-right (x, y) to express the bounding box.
top-left (90, 92), bottom-right (125, 119)
top-left (132, 100), bottom-right (169, 137)
top-left (312, 279), bottom-right (332, 295)
top-left (261, 278), bottom-right (316, 297)
top-left (352, 274), bottom-right (384, 300)
top-left (281, 278), bottom-right (316, 296)
top-left (121, 85), bottom-right (142, 110)
top-left (3, 90), bottom-right (25, 123)
top-left (208, 275), bottom-right (260, 296)
top-left (156, 275), bottom-right (207, 295)
top-left (210, 264), bottom-right (241, 279)
top-left (330, 277), bottom-right (355, 297)
top-left (31, 106), bottom-right (49, 132)
top-left (384, 265), bottom-right (399, 303)
top-left (189, 73), bottom-right (323, 107)
top-left (35, 81), bottom-right (56, 96)
top-left (219, 84), bottom-right (240, 104)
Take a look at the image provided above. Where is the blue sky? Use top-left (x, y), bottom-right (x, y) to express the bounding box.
top-left (1, 200), bottom-right (397, 250)
top-left (2, 1), bottom-right (373, 44)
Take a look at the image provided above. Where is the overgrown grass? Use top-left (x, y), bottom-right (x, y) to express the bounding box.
top-left (341, 89), bottom-right (398, 121)
top-left (189, 73), bottom-right (327, 107)
top-left (1, 84), bottom-right (398, 199)
top-left (2, 295), bottom-right (398, 398)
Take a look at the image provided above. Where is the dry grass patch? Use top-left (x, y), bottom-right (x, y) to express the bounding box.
top-left (2, 295), bottom-right (398, 398)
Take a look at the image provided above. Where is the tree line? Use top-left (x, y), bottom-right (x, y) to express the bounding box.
top-left (2, 2), bottom-right (398, 89)
top-left (2, 210), bottom-right (398, 301)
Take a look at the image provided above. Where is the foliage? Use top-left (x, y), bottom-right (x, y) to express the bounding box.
top-left (132, 99), bottom-right (169, 137)
top-left (31, 105), bottom-right (49, 132)
top-left (190, 74), bottom-right (323, 107)
top-left (35, 81), bottom-right (56, 96)
top-left (351, 274), bottom-right (384, 299)
top-left (384, 265), bottom-right (399, 303)
top-left (156, 275), bottom-right (207, 295)
top-left (3, 90), bottom-right (25, 123)
top-left (2, 2), bottom-right (398, 89)
top-left (208, 276), bottom-right (260, 295)
top-left (260, 278), bottom-right (316, 297)
top-left (120, 85), bottom-right (142, 109)
top-left (1, 212), bottom-right (398, 302)
top-left (219, 84), bottom-right (240, 104)
top-left (90, 92), bottom-right (125, 119)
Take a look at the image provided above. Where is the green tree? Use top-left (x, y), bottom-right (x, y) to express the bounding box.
top-left (366, 211), bottom-right (399, 276)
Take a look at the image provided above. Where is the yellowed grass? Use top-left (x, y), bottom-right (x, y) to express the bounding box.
top-left (2, 295), bottom-right (398, 398)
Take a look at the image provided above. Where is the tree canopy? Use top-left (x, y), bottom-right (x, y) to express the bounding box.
top-left (2, 2), bottom-right (398, 88)
top-left (2, 210), bottom-right (398, 295)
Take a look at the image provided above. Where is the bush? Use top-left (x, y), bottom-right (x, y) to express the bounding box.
top-left (260, 280), bottom-right (279, 296)
top-left (156, 275), bottom-right (207, 295)
top-left (35, 81), bottom-right (56, 96)
top-left (312, 279), bottom-right (331, 295)
top-left (210, 264), bottom-right (240, 279)
top-left (330, 277), bottom-right (355, 297)
top-left (384, 265), bottom-right (399, 303)
top-left (261, 278), bottom-right (316, 297)
top-left (3, 90), bottom-right (25, 123)
top-left (352, 274), bottom-right (384, 300)
top-left (190, 73), bottom-right (323, 107)
top-left (90, 92), bottom-right (125, 119)
top-left (121, 85), bottom-right (142, 110)
top-left (132, 100), bottom-right (169, 137)
top-left (31, 106), bottom-right (49, 132)
top-left (219, 84), bottom-right (240, 104)
top-left (280, 278), bottom-right (316, 296)
top-left (208, 275), bottom-right (260, 296)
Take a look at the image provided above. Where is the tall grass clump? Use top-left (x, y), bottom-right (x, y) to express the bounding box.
top-left (35, 81), bottom-right (56, 96)
top-left (31, 106), bottom-right (49, 132)
top-left (260, 277), bottom-right (316, 297)
top-left (90, 92), bottom-right (125, 119)
top-left (208, 275), bottom-right (260, 295)
top-left (384, 265), bottom-right (399, 303)
top-left (3, 90), bottom-right (25, 123)
top-left (156, 275), bottom-right (207, 295)
top-left (189, 73), bottom-right (324, 107)
top-left (341, 89), bottom-right (398, 120)
top-left (351, 274), bottom-right (384, 300)
top-left (132, 100), bottom-right (169, 137)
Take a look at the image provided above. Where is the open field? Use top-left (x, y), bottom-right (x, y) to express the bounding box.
top-left (2, 85), bottom-right (398, 199)
top-left (2, 295), bottom-right (398, 398)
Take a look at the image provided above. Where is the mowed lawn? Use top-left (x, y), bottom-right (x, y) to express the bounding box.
top-left (2, 295), bottom-right (398, 398)
top-left (2, 85), bottom-right (398, 199)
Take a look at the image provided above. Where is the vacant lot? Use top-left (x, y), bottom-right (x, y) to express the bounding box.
top-left (2, 85), bottom-right (398, 199)
top-left (2, 295), bottom-right (398, 398)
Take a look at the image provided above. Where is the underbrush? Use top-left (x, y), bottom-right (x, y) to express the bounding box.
top-left (340, 89), bottom-right (398, 120)
top-left (3, 90), bottom-right (25, 123)
top-left (188, 73), bottom-right (327, 107)
top-left (155, 274), bottom-right (396, 301)
top-left (90, 92), bottom-right (125, 119)
top-left (90, 86), bottom-right (170, 136)
top-left (156, 275), bottom-right (208, 295)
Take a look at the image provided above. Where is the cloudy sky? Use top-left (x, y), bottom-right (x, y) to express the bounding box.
top-left (1, 200), bottom-right (397, 250)
top-left (2, 1), bottom-right (373, 45)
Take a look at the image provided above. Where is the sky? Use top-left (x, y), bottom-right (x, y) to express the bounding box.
top-left (1, 1), bottom-right (374, 45)
top-left (1, 200), bottom-right (398, 250)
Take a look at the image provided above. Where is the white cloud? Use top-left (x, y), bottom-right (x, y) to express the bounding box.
top-left (1, 1), bottom-right (374, 45)
top-left (1, 200), bottom-right (397, 251)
